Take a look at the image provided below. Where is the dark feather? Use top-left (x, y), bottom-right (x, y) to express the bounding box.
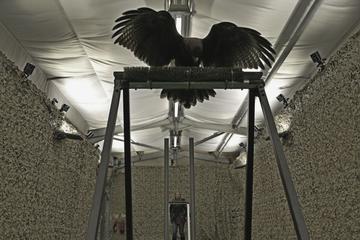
top-left (202, 22), bottom-right (275, 69)
top-left (112, 8), bottom-right (187, 66)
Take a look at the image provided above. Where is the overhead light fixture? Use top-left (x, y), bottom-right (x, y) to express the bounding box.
top-left (276, 94), bottom-right (289, 108)
top-left (234, 151), bottom-right (247, 169)
top-left (170, 130), bottom-right (181, 149)
top-left (23, 63), bottom-right (35, 78)
top-left (60, 104), bottom-right (70, 113)
top-left (310, 51), bottom-right (326, 72)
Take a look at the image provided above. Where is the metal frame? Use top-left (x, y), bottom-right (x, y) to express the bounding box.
top-left (244, 89), bottom-right (256, 240)
top-left (86, 78), bottom-right (121, 240)
top-left (189, 138), bottom-right (196, 240)
top-left (164, 139), bottom-right (170, 240)
top-left (86, 67), bottom-right (309, 240)
top-left (123, 84), bottom-right (133, 239)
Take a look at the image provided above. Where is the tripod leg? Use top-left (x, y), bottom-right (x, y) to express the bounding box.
top-left (189, 138), bottom-right (196, 240)
top-left (244, 89), bottom-right (256, 240)
top-left (123, 85), bottom-right (134, 240)
top-left (87, 79), bottom-right (122, 240)
top-left (164, 139), bottom-right (170, 240)
top-left (257, 86), bottom-right (309, 240)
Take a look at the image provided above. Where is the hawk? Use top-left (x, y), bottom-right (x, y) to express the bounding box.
top-left (112, 7), bottom-right (275, 108)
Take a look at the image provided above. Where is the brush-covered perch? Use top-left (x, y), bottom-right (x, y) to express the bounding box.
top-left (114, 67), bottom-right (263, 89)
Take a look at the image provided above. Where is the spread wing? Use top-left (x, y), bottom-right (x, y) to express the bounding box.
top-left (202, 22), bottom-right (276, 69)
top-left (112, 7), bottom-right (184, 66)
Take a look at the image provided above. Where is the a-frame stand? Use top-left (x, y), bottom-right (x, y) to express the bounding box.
top-left (86, 67), bottom-right (309, 240)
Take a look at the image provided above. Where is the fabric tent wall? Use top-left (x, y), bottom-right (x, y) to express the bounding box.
top-left (252, 30), bottom-right (360, 239)
top-left (0, 22), bottom-right (89, 133)
top-left (0, 51), bottom-right (98, 239)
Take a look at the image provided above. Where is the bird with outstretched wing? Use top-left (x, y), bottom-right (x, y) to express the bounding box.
top-left (112, 7), bottom-right (275, 108)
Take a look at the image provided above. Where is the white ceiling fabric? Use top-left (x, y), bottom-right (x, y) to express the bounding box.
top-left (1, 0), bottom-right (359, 153)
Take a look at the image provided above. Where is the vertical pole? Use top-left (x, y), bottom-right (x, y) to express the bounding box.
top-left (87, 79), bottom-right (122, 240)
top-left (189, 138), bottom-right (196, 240)
top-left (244, 89), bottom-right (256, 240)
top-left (164, 138), bottom-right (170, 240)
top-left (257, 86), bottom-right (309, 240)
top-left (100, 190), bottom-right (111, 240)
top-left (123, 84), bottom-right (133, 240)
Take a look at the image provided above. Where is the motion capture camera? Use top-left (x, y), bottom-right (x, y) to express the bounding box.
top-left (239, 142), bottom-right (246, 150)
top-left (310, 51), bottom-right (326, 72)
top-left (23, 63), bottom-right (35, 77)
top-left (276, 94), bottom-right (289, 108)
top-left (60, 104), bottom-right (70, 113)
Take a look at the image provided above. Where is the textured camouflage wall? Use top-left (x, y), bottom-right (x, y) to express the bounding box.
top-left (110, 163), bottom-right (245, 240)
top-left (252, 31), bottom-right (360, 239)
top-left (0, 52), bottom-right (98, 239)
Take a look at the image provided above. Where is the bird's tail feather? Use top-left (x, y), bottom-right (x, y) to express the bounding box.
top-left (160, 89), bottom-right (216, 108)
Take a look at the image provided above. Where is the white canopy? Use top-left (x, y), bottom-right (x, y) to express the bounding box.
top-left (1, 0), bottom-right (359, 154)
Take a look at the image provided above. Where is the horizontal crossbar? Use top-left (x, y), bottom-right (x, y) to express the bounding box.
top-left (114, 67), bottom-right (264, 89)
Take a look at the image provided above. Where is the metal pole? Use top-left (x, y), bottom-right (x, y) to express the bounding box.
top-left (195, 132), bottom-right (225, 146)
top-left (189, 138), bottom-right (196, 240)
top-left (86, 79), bottom-right (121, 240)
top-left (257, 86), bottom-right (309, 240)
top-left (113, 137), bottom-right (163, 151)
top-left (123, 84), bottom-right (133, 240)
top-left (244, 89), bottom-right (256, 240)
top-left (101, 190), bottom-right (111, 240)
top-left (164, 138), bottom-right (170, 240)
top-left (98, 204), bottom-right (104, 240)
